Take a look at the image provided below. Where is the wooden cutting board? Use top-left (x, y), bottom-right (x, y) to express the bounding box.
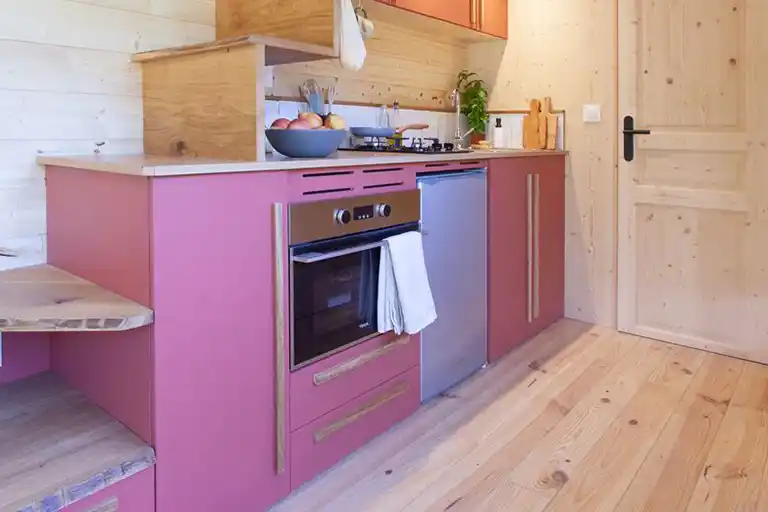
top-left (541, 97), bottom-right (558, 150)
top-left (523, 99), bottom-right (541, 149)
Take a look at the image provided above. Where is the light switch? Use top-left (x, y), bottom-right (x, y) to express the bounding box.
top-left (583, 104), bottom-right (602, 123)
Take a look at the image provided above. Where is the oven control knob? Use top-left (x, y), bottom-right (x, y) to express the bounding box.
top-left (376, 204), bottom-right (392, 218)
top-left (334, 209), bottom-right (352, 225)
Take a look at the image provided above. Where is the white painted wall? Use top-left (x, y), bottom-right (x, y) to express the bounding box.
top-left (0, 0), bottom-right (215, 270)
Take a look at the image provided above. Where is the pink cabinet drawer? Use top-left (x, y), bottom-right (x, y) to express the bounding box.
top-left (61, 468), bottom-right (154, 512)
top-left (290, 366), bottom-right (420, 488)
top-left (290, 332), bottom-right (419, 431)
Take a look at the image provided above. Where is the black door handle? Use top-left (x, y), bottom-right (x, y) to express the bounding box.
top-left (623, 115), bottom-right (651, 162)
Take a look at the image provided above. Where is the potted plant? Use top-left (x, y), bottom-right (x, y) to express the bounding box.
top-left (457, 70), bottom-right (489, 145)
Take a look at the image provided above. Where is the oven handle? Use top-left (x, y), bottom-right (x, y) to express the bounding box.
top-left (292, 241), bottom-right (385, 264)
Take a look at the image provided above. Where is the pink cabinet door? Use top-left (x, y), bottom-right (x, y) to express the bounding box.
top-left (487, 158), bottom-right (529, 362)
top-left (151, 172), bottom-right (291, 512)
top-left (534, 156), bottom-right (566, 330)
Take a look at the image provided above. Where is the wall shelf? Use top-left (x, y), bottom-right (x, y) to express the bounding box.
top-left (0, 373), bottom-right (156, 511)
top-left (0, 265), bottom-right (154, 332)
top-left (132, 34), bottom-right (336, 66)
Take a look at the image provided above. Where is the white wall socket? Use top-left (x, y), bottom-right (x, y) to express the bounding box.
top-left (583, 104), bottom-right (602, 123)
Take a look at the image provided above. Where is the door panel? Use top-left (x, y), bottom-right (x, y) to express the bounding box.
top-left (480, 0), bottom-right (507, 38)
top-left (488, 159), bottom-right (529, 362)
top-left (395, 0), bottom-right (472, 29)
top-left (618, 0), bottom-right (768, 362)
top-left (535, 157), bottom-right (566, 329)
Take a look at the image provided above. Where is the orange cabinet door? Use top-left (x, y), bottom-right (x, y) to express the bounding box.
top-left (479, 0), bottom-right (507, 38)
top-left (394, 0), bottom-right (473, 29)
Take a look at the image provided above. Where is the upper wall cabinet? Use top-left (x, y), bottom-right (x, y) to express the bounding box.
top-left (379, 0), bottom-right (506, 39)
top-left (215, 0), bottom-right (507, 51)
top-left (477, 0), bottom-right (508, 39)
top-left (393, 0), bottom-right (473, 30)
top-left (217, 0), bottom-right (340, 51)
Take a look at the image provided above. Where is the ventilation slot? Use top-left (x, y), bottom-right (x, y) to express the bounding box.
top-left (302, 187), bottom-right (354, 196)
top-left (424, 162), bottom-right (449, 168)
top-left (302, 171), bottom-right (355, 178)
top-left (363, 182), bottom-right (405, 190)
top-left (362, 167), bottom-right (405, 174)
top-left (461, 161), bottom-right (482, 166)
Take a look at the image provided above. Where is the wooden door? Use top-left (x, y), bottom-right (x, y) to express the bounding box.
top-left (487, 159), bottom-right (529, 362)
top-left (618, 0), bottom-right (768, 362)
top-left (479, 0), bottom-right (507, 39)
top-left (394, 0), bottom-right (472, 29)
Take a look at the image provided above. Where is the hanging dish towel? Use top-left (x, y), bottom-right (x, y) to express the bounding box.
top-left (377, 231), bottom-right (437, 335)
top-left (339, 0), bottom-right (367, 71)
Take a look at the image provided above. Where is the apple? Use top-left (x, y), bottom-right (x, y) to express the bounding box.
top-left (297, 112), bottom-right (323, 129)
top-left (270, 118), bottom-right (291, 129)
top-left (324, 113), bottom-right (346, 130)
top-left (287, 119), bottom-right (312, 130)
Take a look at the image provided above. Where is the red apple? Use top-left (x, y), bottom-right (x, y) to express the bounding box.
top-left (298, 112), bottom-right (323, 129)
top-left (287, 119), bottom-right (312, 130)
top-left (270, 118), bottom-right (291, 129)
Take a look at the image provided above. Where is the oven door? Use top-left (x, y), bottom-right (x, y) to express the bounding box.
top-left (290, 223), bottom-right (418, 370)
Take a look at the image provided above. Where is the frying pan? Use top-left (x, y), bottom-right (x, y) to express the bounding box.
top-left (349, 123), bottom-right (430, 138)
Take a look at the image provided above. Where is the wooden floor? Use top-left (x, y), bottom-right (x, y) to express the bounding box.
top-left (272, 320), bottom-right (768, 512)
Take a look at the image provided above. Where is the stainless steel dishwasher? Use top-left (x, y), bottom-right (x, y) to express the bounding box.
top-left (418, 168), bottom-right (487, 402)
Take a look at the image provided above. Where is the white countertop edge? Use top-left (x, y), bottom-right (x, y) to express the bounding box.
top-left (37, 150), bottom-right (568, 177)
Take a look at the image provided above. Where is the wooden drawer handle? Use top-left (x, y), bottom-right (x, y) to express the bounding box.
top-left (313, 336), bottom-right (411, 386)
top-left (87, 497), bottom-right (118, 512)
top-left (314, 382), bottom-right (410, 442)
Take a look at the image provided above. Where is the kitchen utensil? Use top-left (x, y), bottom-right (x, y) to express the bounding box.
top-left (301, 79), bottom-right (324, 114)
top-left (542, 97), bottom-right (559, 150)
top-left (355, 5), bottom-right (374, 39)
top-left (349, 124), bottom-right (430, 138)
top-left (523, 99), bottom-right (542, 149)
top-left (266, 129), bottom-right (346, 158)
top-left (327, 83), bottom-right (336, 114)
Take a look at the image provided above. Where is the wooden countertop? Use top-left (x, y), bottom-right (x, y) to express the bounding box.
top-left (0, 373), bottom-right (156, 512)
top-left (0, 265), bottom-right (153, 332)
top-left (37, 150), bottom-right (567, 178)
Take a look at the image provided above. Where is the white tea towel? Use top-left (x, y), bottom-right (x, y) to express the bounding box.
top-left (377, 231), bottom-right (437, 335)
top-left (339, 0), bottom-right (367, 71)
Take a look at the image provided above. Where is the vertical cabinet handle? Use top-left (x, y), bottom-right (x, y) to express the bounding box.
top-left (526, 173), bottom-right (534, 323)
top-left (470, 0), bottom-right (477, 28)
top-left (479, 0), bottom-right (484, 30)
top-left (272, 204), bottom-right (287, 475)
top-left (533, 173), bottom-right (541, 320)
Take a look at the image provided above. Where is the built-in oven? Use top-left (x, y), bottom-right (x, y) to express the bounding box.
top-left (288, 190), bottom-right (421, 370)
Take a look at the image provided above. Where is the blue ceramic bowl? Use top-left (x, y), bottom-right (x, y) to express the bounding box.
top-left (266, 129), bottom-right (347, 158)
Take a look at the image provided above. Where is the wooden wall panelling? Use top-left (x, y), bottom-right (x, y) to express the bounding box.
top-left (468, 0), bottom-right (617, 326)
top-left (141, 44), bottom-right (267, 160)
top-left (216, 0), bottom-right (337, 50)
top-left (0, 1), bottom-right (214, 272)
top-left (273, 20), bottom-right (470, 111)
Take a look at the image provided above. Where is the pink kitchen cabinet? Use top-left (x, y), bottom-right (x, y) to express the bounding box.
top-left (487, 156), bottom-right (565, 362)
top-left (487, 158), bottom-right (530, 362)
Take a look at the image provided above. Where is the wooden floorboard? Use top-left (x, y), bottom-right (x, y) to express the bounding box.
top-left (270, 320), bottom-right (768, 512)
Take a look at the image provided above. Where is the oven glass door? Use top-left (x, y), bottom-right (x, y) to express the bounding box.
top-left (290, 223), bottom-right (418, 369)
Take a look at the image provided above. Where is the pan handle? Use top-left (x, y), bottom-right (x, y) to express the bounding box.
top-left (395, 123), bottom-right (430, 134)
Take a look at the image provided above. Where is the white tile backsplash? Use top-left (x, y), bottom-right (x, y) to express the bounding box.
top-left (486, 113), bottom-right (565, 150)
top-left (264, 100), bottom-right (465, 154)
top-left (264, 100), bottom-right (563, 154)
